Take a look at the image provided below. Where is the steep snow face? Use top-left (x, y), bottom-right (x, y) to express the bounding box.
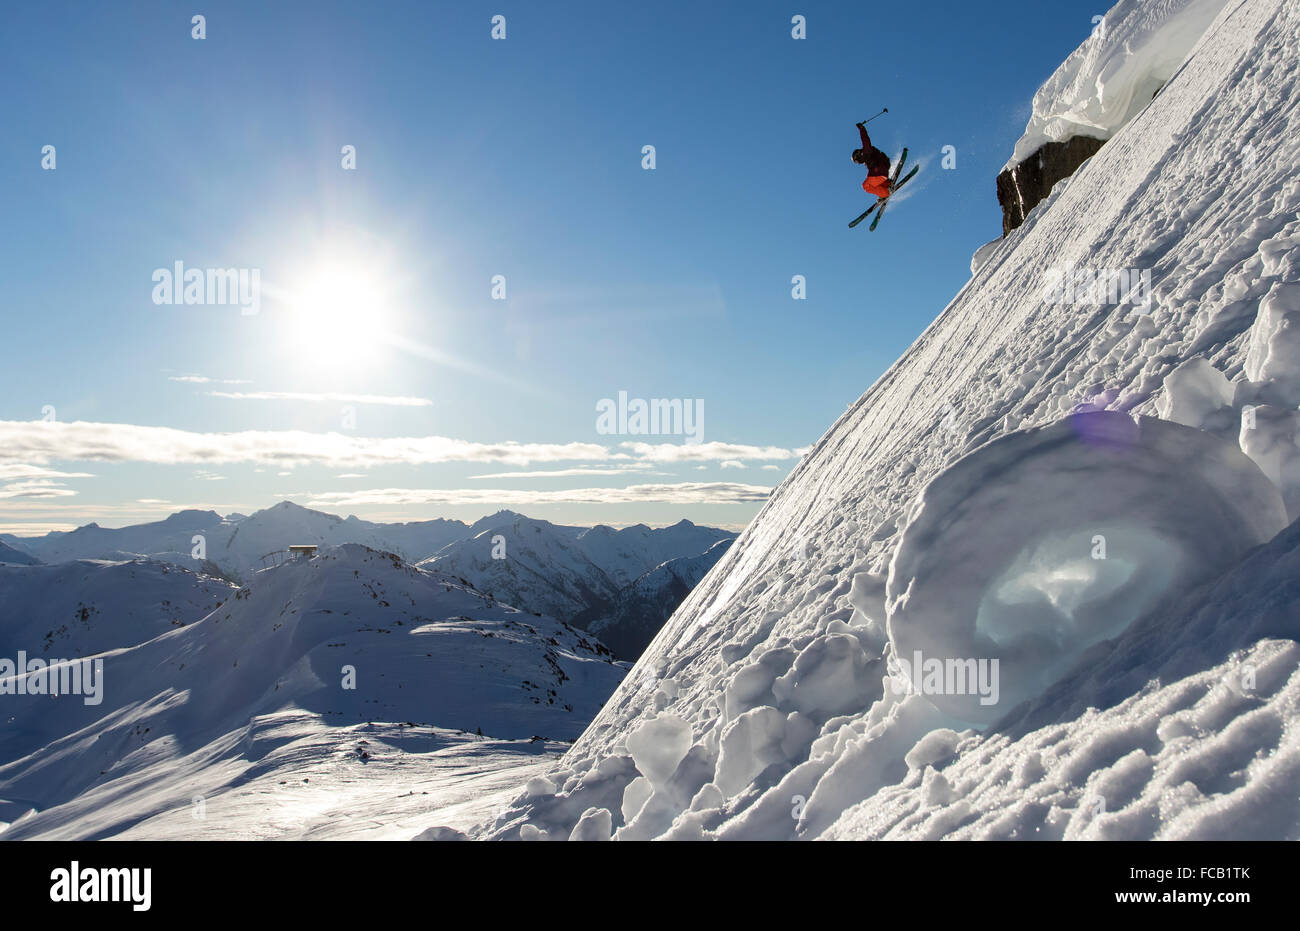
top-left (480, 0), bottom-right (1300, 840)
top-left (0, 545), bottom-right (625, 839)
top-left (1005, 0), bottom-right (1231, 169)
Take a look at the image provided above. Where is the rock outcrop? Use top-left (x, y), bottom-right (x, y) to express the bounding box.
top-left (996, 135), bottom-right (1106, 235)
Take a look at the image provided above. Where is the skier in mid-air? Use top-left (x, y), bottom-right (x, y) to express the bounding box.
top-left (848, 111), bottom-right (918, 230)
top-left (852, 121), bottom-right (893, 198)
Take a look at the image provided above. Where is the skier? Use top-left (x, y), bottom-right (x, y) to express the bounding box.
top-left (846, 110), bottom-right (917, 230)
top-left (852, 122), bottom-right (893, 199)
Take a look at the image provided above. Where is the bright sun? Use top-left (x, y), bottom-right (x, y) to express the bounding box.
top-left (285, 262), bottom-right (394, 367)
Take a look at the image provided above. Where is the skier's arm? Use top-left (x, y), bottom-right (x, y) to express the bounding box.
top-left (857, 123), bottom-right (871, 150)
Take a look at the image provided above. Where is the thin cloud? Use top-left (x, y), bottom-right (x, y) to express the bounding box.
top-left (207, 391), bottom-right (433, 407)
top-left (0, 500), bottom-right (250, 523)
top-left (621, 441), bottom-right (801, 462)
top-left (0, 523), bottom-right (78, 535)
top-left (168, 375), bottom-right (252, 385)
top-left (0, 479), bottom-right (78, 499)
top-left (467, 467), bottom-right (655, 480)
top-left (303, 482), bottom-right (772, 508)
top-left (0, 420), bottom-right (612, 468)
top-left (0, 420), bottom-right (805, 470)
top-left (0, 464), bottom-right (94, 480)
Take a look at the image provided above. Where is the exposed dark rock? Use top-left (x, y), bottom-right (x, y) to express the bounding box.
top-left (996, 135), bottom-right (1106, 235)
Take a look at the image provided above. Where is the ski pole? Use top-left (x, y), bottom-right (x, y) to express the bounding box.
top-left (859, 108), bottom-right (888, 125)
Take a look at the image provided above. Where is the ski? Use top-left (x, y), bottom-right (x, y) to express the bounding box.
top-left (848, 201), bottom-right (880, 228)
top-left (869, 199), bottom-right (889, 231)
top-left (891, 147), bottom-right (908, 184)
top-left (891, 164), bottom-right (919, 193)
top-left (869, 161), bottom-right (918, 231)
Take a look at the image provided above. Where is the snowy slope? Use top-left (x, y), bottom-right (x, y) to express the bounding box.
top-left (478, 0), bottom-right (1300, 840)
top-left (576, 520), bottom-right (736, 588)
top-left (0, 541), bottom-right (39, 565)
top-left (421, 516), bottom-right (621, 624)
top-left (420, 514), bottom-right (735, 654)
top-left (23, 509), bottom-right (225, 565)
top-left (0, 545), bottom-right (625, 839)
top-left (0, 559), bottom-right (234, 659)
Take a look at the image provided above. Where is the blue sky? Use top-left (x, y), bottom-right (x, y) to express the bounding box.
top-left (0, 0), bottom-right (1103, 533)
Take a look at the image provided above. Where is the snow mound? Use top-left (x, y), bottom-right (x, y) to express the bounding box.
top-left (826, 515), bottom-right (1300, 840)
top-left (886, 411), bottom-right (1286, 726)
top-left (1005, 0), bottom-right (1231, 169)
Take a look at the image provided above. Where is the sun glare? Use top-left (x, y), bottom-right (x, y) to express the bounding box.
top-left (285, 261), bottom-right (394, 367)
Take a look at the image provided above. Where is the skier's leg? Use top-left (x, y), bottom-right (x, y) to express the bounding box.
top-left (863, 174), bottom-right (891, 198)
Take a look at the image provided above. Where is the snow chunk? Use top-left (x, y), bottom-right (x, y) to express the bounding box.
top-left (524, 775), bottom-right (556, 797)
top-left (1239, 405), bottom-right (1300, 521)
top-left (620, 775), bottom-right (654, 823)
top-left (689, 782), bottom-right (726, 812)
top-left (1156, 357), bottom-right (1233, 428)
top-left (1005, 0), bottom-right (1230, 170)
top-left (887, 412), bottom-right (1286, 726)
top-left (715, 706), bottom-right (789, 797)
top-left (904, 728), bottom-right (965, 771)
top-left (970, 239), bottom-right (1002, 276)
top-left (411, 826), bottom-right (469, 841)
top-left (771, 633), bottom-right (884, 718)
top-left (848, 571), bottom-right (888, 645)
top-left (625, 714), bottom-right (692, 787)
top-left (1244, 282), bottom-right (1300, 403)
top-left (568, 807), bottom-right (613, 841)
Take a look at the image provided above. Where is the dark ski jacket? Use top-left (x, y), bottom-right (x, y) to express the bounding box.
top-left (857, 125), bottom-right (892, 177)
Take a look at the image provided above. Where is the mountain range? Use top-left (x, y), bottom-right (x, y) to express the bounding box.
top-left (2, 502), bottom-right (735, 660)
top-left (0, 544), bottom-right (627, 838)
